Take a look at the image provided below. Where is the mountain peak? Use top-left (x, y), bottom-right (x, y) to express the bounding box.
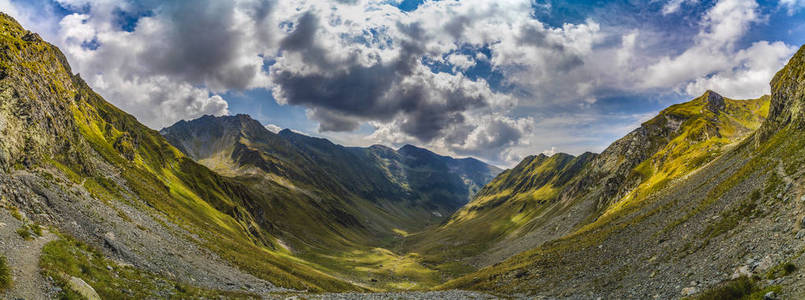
top-left (703, 90), bottom-right (725, 113)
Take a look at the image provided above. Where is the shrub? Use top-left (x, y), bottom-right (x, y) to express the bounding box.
top-left (694, 276), bottom-right (755, 300)
top-left (16, 227), bottom-right (32, 241)
top-left (0, 255), bottom-right (11, 292)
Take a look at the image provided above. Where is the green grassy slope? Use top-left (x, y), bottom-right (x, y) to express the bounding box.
top-left (439, 45), bottom-right (805, 297)
top-left (406, 90), bottom-right (769, 281)
top-left (0, 13), bottom-right (357, 292)
top-left (160, 114), bottom-right (501, 290)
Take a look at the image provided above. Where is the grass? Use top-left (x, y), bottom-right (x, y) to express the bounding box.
top-left (0, 255), bottom-right (11, 292)
top-left (16, 223), bottom-right (43, 241)
top-left (691, 276), bottom-right (780, 300)
top-left (40, 234), bottom-right (257, 299)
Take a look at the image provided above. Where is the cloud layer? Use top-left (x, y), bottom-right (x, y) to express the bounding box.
top-left (1, 0), bottom-right (799, 165)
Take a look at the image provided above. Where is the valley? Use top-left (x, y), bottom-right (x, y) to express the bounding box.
top-left (0, 7), bottom-right (805, 300)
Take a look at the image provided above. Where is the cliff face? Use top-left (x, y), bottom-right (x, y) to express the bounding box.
top-left (758, 45), bottom-right (805, 141)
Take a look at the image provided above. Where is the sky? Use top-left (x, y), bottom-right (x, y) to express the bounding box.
top-left (1, 0), bottom-right (804, 167)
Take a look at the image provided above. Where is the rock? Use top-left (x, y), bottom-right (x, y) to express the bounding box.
top-left (764, 291), bottom-right (779, 300)
top-left (801, 216), bottom-right (805, 228)
top-left (731, 266), bottom-right (752, 279)
top-left (801, 194), bottom-right (805, 202)
top-left (681, 287), bottom-right (698, 296)
top-left (68, 276), bottom-right (101, 300)
top-left (797, 230), bottom-right (805, 239)
top-left (755, 256), bottom-right (774, 272)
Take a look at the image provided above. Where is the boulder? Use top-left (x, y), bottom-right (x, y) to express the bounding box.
top-left (68, 276), bottom-right (101, 300)
top-left (731, 265), bottom-right (752, 279)
top-left (681, 287), bottom-right (698, 296)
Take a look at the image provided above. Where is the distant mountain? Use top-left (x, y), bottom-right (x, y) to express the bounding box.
top-left (160, 113), bottom-right (500, 288)
top-left (161, 114), bottom-right (500, 214)
top-left (437, 48), bottom-right (805, 298)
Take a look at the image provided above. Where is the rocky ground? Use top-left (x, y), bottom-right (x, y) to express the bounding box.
top-left (452, 140), bottom-right (805, 299)
top-left (269, 290), bottom-right (500, 300)
top-left (0, 165), bottom-right (283, 297)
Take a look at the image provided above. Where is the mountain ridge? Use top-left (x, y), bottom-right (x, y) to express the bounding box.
top-left (437, 45), bottom-right (805, 298)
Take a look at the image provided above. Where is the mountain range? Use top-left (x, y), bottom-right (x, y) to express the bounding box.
top-left (1, 12), bottom-right (805, 299)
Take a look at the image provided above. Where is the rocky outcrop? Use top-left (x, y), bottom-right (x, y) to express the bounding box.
top-left (758, 45), bottom-right (805, 141)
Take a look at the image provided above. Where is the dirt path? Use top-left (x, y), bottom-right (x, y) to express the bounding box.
top-left (1, 210), bottom-right (57, 300)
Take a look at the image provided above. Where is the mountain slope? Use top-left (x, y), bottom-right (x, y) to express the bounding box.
top-left (440, 45), bottom-right (805, 299)
top-left (406, 90), bottom-right (769, 273)
top-left (160, 114), bottom-right (501, 289)
top-left (0, 13), bottom-right (358, 297)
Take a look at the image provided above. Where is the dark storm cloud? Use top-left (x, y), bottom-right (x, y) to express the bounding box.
top-left (273, 14), bottom-right (488, 141)
top-left (136, 0), bottom-right (276, 90)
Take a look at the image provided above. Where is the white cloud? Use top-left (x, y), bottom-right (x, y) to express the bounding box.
top-left (639, 0), bottom-right (795, 99)
top-left (264, 123), bottom-right (283, 133)
top-left (662, 0), bottom-right (699, 15)
top-left (1, 0), bottom-right (798, 165)
top-left (780, 0), bottom-right (805, 14)
top-left (446, 53), bottom-right (476, 71)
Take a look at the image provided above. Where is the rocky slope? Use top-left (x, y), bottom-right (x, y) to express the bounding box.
top-left (406, 89), bottom-right (769, 272)
top-left (0, 12), bottom-right (361, 297)
top-left (439, 45), bottom-right (805, 299)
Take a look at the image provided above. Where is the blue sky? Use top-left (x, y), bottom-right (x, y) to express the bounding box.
top-left (2, 0), bottom-right (804, 167)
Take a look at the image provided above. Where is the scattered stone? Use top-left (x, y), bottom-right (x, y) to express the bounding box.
top-left (731, 266), bottom-right (752, 279)
top-left (755, 256), bottom-right (773, 272)
top-left (764, 291), bottom-right (779, 300)
top-left (68, 276), bottom-right (101, 300)
top-left (681, 287), bottom-right (698, 296)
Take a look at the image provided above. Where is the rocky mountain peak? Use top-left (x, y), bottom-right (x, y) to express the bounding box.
top-left (703, 90), bottom-right (725, 113)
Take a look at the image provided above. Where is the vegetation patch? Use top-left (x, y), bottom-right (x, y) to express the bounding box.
top-left (691, 276), bottom-right (780, 300)
top-left (16, 223), bottom-right (41, 241)
top-left (40, 235), bottom-right (256, 299)
top-left (0, 255), bottom-right (11, 292)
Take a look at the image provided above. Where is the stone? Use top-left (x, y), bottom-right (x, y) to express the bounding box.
top-left (731, 266), bottom-right (752, 279)
top-left (755, 256), bottom-right (773, 272)
top-left (68, 276), bottom-right (101, 300)
top-left (681, 287), bottom-right (698, 296)
top-left (764, 291), bottom-right (779, 300)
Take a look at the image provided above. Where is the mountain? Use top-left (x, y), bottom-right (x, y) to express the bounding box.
top-left (0, 13), bottom-right (502, 297)
top-left (438, 47), bottom-right (805, 298)
top-left (0, 13), bottom-right (371, 297)
top-left (3, 9), bottom-right (805, 299)
top-left (159, 114), bottom-right (501, 288)
top-left (405, 90), bottom-right (769, 270)
top-left (160, 114), bottom-right (500, 222)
